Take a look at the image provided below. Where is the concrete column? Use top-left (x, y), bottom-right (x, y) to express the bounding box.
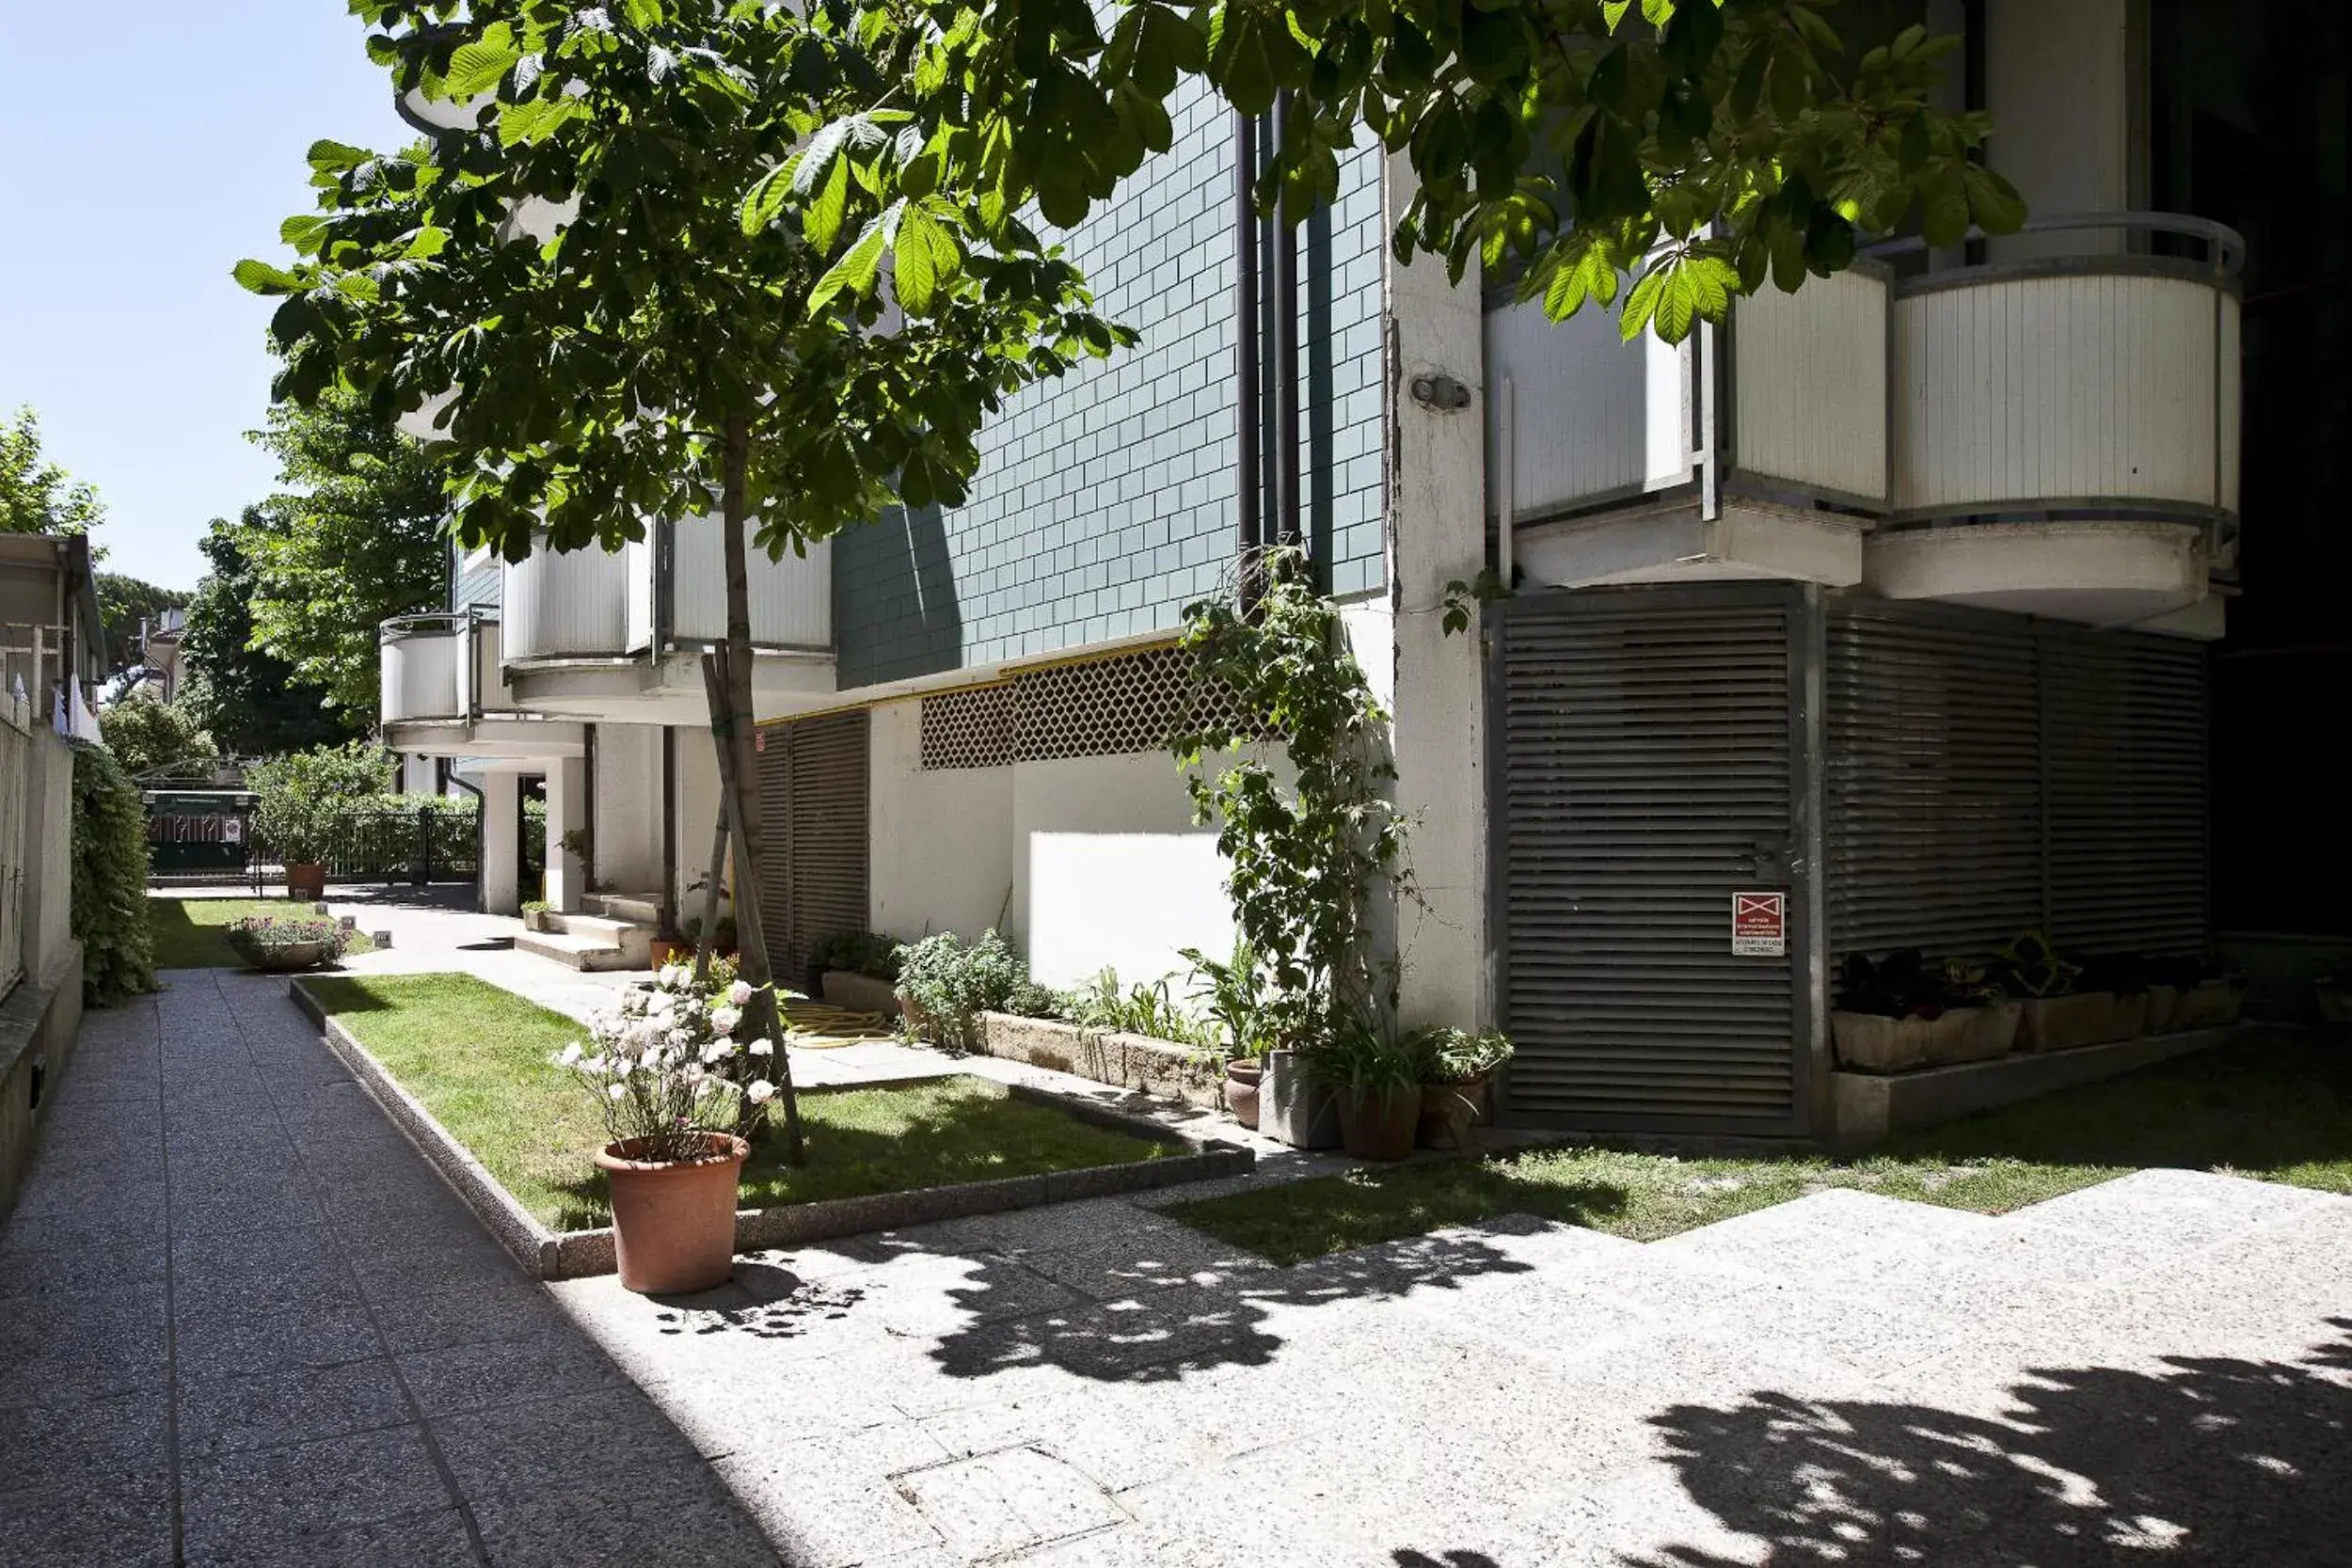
top-left (1984, 0), bottom-right (2136, 260)
top-left (546, 754), bottom-right (588, 913)
top-left (480, 771), bottom-right (522, 915)
top-left (1384, 149), bottom-right (1492, 1032)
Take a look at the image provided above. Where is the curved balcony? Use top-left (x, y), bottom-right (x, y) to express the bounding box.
top-left (379, 611), bottom-right (583, 760)
top-left (1867, 214), bottom-right (2243, 630)
top-left (501, 540), bottom-right (645, 663)
top-left (380, 614), bottom-right (469, 724)
top-left (1485, 262), bottom-right (1888, 591)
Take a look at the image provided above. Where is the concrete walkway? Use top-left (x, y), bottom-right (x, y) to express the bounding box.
top-left (7, 973), bottom-right (2350, 1566)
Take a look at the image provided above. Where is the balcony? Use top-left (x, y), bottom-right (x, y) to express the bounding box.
top-left (495, 519), bottom-right (835, 723)
top-left (1485, 263), bottom-right (1889, 590)
top-left (378, 611), bottom-right (583, 761)
top-left (1866, 214), bottom-right (2243, 633)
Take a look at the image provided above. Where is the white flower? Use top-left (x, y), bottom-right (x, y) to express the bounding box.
top-left (607, 1082), bottom-right (629, 1101)
top-left (709, 1006), bottom-right (742, 1037)
top-left (701, 1041), bottom-right (734, 1065)
top-left (620, 991), bottom-right (648, 1018)
top-left (660, 962), bottom-right (689, 987)
top-left (682, 1063), bottom-right (707, 1086)
top-left (728, 979), bottom-right (755, 1006)
top-left (746, 1037), bottom-right (774, 1057)
top-left (745, 1080), bottom-right (776, 1104)
top-left (557, 1042), bottom-right (584, 1067)
top-left (667, 1027), bottom-right (694, 1049)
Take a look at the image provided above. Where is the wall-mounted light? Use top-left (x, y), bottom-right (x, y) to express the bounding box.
top-left (1408, 372), bottom-right (1473, 412)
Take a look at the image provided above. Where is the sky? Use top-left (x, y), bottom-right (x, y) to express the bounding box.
top-left (0, 3), bottom-right (408, 593)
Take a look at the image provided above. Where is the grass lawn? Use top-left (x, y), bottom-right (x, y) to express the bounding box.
top-left (1169, 1029), bottom-right (2352, 1265)
top-left (302, 973), bottom-right (1177, 1230)
top-left (151, 896), bottom-right (376, 969)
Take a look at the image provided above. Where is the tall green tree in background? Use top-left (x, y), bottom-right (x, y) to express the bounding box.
top-left (99, 693), bottom-right (216, 779)
top-left (94, 575), bottom-right (189, 679)
top-left (182, 514), bottom-right (357, 757)
top-left (1, 406), bottom-right (105, 536)
top-left (241, 388), bottom-right (448, 717)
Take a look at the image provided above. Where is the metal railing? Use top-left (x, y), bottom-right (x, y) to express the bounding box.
top-left (144, 797), bottom-right (484, 892)
top-left (1863, 210), bottom-right (2246, 280)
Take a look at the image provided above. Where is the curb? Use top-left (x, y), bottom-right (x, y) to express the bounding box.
top-left (289, 979), bottom-right (1254, 1281)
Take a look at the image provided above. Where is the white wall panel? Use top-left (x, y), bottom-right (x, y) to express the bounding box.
top-left (1485, 297), bottom-right (1687, 518)
top-left (669, 515), bottom-right (831, 648)
top-left (502, 545), bottom-right (633, 660)
top-left (1892, 273), bottom-right (2235, 515)
top-left (866, 698), bottom-right (1015, 943)
top-left (380, 632), bottom-right (460, 723)
top-left (1734, 269), bottom-right (1888, 504)
top-left (591, 722), bottom-right (663, 894)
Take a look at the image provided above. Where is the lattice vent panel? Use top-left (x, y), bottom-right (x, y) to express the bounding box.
top-left (918, 644), bottom-right (1265, 769)
top-left (917, 683), bottom-right (1014, 770)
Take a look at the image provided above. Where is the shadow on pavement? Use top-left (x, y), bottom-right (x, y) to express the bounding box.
top-left (1627, 1318), bottom-right (2352, 1566)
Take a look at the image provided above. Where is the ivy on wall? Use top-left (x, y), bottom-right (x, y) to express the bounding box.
top-left (69, 739), bottom-right (156, 1006)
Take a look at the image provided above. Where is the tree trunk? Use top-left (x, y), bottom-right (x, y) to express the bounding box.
top-left (713, 417), bottom-right (802, 1159)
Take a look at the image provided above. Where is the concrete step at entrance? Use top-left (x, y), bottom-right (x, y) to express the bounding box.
top-left (516, 928), bottom-right (647, 973)
top-left (548, 912), bottom-right (642, 945)
top-left (593, 893), bottom-right (663, 926)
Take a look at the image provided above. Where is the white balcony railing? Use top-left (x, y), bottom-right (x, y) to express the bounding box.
top-left (497, 522), bottom-right (830, 665)
top-left (379, 611), bottom-right (516, 725)
top-left (1877, 213), bottom-right (2243, 529)
top-left (1484, 262), bottom-right (1890, 522)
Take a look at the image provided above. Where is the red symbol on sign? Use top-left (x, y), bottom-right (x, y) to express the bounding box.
top-left (755, 729), bottom-right (767, 752)
top-left (1732, 892), bottom-right (1787, 956)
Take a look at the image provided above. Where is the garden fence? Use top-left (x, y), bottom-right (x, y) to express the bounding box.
top-left (144, 796), bottom-right (481, 894)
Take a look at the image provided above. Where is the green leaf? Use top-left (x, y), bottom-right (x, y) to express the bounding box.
top-left (894, 205), bottom-right (959, 315)
top-left (1963, 164), bottom-right (2028, 234)
top-left (803, 154), bottom-right (850, 250)
top-left (809, 216), bottom-right (888, 314)
top-left (278, 214), bottom-right (331, 253)
top-left (444, 24), bottom-right (518, 99)
top-left (306, 140), bottom-right (371, 175)
top-left (233, 259), bottom-right (304, 295)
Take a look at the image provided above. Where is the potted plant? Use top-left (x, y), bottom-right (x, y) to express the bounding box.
top-left (1305, 1016), bottom-right (1422, 1162)
top-left (2077, 954), bottom-right (2154, 1040)
top-left (808, 929), bottom-right (904, 1015)
top-left (225, 914), bottom-right (350, 973)
top-left (520, 899), bottom-right (552, 932)
top-left (1996, 933), bottom-right (2112, 1052)
top-left (648, 918), bottom-right (688, 970)
top-left (1409, 1027), bottom-right (1514, 1148)
top-left (555, 966), bottom-right (771, 1293)
top-left (682, 913), bottom-right (739, 963)
top-left (1182, 942), bottom-right (1270, 1129)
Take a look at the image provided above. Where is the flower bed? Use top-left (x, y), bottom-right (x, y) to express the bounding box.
top-left (973, 1011), bottom-right (1226, 1113)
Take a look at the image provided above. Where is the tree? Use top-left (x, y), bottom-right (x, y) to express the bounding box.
top-left (237, 388), bottom-right (450, 717)
top-left (241, 1), bottom-right (1127, 1159)
top-left (862, 0), bottom-right (2020, 341)
top-left (181, 514), bottom-right (357, 757)
top-left (98, 692), bottom-right (216, 780)
top-left (95, 574), bottom-right (190, 681)
top-left (1, 406), bottom-right (105, 536)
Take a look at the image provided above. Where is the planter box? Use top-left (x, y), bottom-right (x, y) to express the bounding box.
top-left (2106, 991), bottom-right (2152, 1042)
top-left (821, 970), bottom-right (903, 1019)
top-left (522, 909), bottom-right (552, 933)
top-left (1261, 1049), bottom-right (1340, 1149)
top-left (2317, 979), bottom-right (2352, 1026)
top-left (1833, 1006), bottom-right (2016, 1073)
top-left (2145, 984), bottom-right (2182, 1034)
top-left (2018, 992), bottom-right (2118, 1053)
top-left (2174, 981), bottom-right (2245, 1030)
top-left (973, 1012), bottom-right (1224, 1114)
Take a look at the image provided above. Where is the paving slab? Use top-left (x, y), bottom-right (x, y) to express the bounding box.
top-left (8, 957), bottom-right (2351, 1568)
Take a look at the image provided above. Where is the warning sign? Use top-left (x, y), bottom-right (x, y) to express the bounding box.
top-left (1732, 892), bottom-right (1787, 957)
top-left (755, 729), bottom-right (767, 753)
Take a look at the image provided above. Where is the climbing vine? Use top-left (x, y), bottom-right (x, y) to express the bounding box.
top-left (1171, 547), bottom-right (1408, 1051)
top-left (69, 739), bottom-right (156, 1006)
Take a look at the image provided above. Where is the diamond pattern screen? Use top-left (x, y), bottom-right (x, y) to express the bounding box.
top-left (918, 643), bottom-right (1261, 770)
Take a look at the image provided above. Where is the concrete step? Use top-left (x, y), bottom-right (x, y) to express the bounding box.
top-left (515, 929), bottom-right (644, 973)
top-left (593, 893), bottom-right (663, 926)
top-left (547, 912), bottom-right (640, 944)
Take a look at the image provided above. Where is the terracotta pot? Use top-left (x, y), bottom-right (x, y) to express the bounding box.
top-left (596, 1132), bottom-right (749, 1294)
top-left (285, 863), bottom-right (326, 900)
top-left (1336, 1085), bottom-right (1422, 1162)
top-left (648, 940), bottom-right (686, 969)
top-left (246, 941), bottom-right (328, 974)
top-left (1224, 1059), bottom-right (1263, 1129)
top-left (1415, 1074), bottom-right (1491, 1148)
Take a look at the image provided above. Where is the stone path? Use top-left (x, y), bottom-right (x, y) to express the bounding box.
top-left (8, 973), bottom-right (2350, 1567)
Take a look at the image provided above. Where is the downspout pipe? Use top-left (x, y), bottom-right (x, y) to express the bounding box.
top-left (1232, 110), bottom-right (1263, 610)
top-left (1271, 91), bottom-right (1303, 552)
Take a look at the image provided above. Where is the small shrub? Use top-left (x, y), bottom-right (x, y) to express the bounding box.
top-left (224, 915), bottom-right (350, 971)
top-left (1063, 968), bottom-right (1215, 1048)
top-left (1406, 1026), bottom-right (1515, 1085)
top-left (246, 741), bottom-right (396, 863)
top-left (807, 929), bottom-right (902, 985)
top-left (68, 739), bottom-right (155, 1006)
top-left (893, 929), bottom-right (1032, 1053)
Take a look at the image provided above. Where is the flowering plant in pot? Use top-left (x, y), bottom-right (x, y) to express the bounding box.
top-left (1304, 1015), bottom-right (1422, 1162)
top-left (1182, 940), bottom-right (1273, 1127)
top-left (557, 966), bottom-right (778, 1293)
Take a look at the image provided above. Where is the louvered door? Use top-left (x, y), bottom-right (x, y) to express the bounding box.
top-left (1497, 586), bottom-right (1809, 1132)
top-left (2039, 625), bottom-right (2207, 955)
top-left (755, 709), bottom-right (871, 982)
top-left (1826, 602), bottom-right (2042, 956)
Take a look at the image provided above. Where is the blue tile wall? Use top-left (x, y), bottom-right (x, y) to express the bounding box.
top-left (834, 81), bottom-right (1389, 689)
